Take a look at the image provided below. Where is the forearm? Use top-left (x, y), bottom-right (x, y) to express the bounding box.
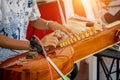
top-left (30, 18), bottom-right (73, 36)
top-left (0, 34), bottom-right (31, 50)
top-left (30, 18), bottom-right (51, 30)
top-left (30, 18), bottom-right (60, 31)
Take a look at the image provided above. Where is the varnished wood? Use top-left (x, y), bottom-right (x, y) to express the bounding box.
top-left (72, 24), bottom-right (120, 62)
top-left (0, 46), bottom-right (74, 80)
top-left (47, 24), bottom-right (120, 63)
top-left (1, 23), bottom-right (120, 80)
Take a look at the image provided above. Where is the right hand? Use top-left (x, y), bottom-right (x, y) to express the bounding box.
top-left (41, 32), bottom-right (59, 48)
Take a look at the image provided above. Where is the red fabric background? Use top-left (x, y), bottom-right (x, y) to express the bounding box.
top-left (26, 1), bottom-right (65, 40)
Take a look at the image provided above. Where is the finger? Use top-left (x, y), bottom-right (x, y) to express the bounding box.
top-left (46, 37), bottom-right (59, 47)
top-left (47, 41), bottom-right (58, 47)
top-left (50, 37), bottom-right (59, 45)
top-left (70, 31), bottom-right (80, 37)
top-left (63, 27), bottom-right (79, 37)
top-left (60, 28), bottom-right (72, 37)
top-left (47, 43), bottom-right (57, 48)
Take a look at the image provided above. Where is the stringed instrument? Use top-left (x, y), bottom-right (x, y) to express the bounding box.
top-left (0, 20), bottom-right (120, 80)
top-left (0, 46), bottom-right (74, 80)
top-left (54, 20), bottom-right (120, 63)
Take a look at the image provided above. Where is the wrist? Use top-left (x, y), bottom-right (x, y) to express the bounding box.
top-left (46, 21), bottom-right (53, 30)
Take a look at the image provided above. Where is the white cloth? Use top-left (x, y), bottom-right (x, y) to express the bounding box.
top-left (0, 0), bottom-right (40, 62)
top-left (96, 0), bottom-right (120, 24)
top-left (104, 0), bottom-right (120, 15)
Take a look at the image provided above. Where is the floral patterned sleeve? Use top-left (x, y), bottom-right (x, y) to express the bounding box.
top-left (29, 0), bottom-right (41, 21)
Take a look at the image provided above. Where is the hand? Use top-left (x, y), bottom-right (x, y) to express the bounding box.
top-left (41, 32), bottom-right (59, 47)
top-left (49, 21), bottom-right (78, 37)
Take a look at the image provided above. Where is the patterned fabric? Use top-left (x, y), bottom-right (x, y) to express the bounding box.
top-left (0, 0), bottom-right (40, 63)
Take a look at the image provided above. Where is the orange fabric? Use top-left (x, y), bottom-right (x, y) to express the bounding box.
top-left (100, 0), bottom-right (111, 5)
top-left (72, 0), bottom-right (86, 17)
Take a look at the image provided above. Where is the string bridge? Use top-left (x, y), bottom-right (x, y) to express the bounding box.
top-left (46, 27), bottom-right (98, 54)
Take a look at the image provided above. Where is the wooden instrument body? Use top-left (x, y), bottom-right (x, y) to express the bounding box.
top-left (0, 23), bottom-right (120, 80)
top-left (0, 46), bottom-right (74, 80)
top-left (73, 24), bottom-right (120, 62)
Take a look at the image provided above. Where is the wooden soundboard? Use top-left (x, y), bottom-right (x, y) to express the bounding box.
top-left (48, 20), bottom-right (120, 63)
top-left (63, 21), bottom-right (120, 63)
top-left (72, 25), bottom-right (120, 62)
top-left (73, 22), bottom-right (120, 63)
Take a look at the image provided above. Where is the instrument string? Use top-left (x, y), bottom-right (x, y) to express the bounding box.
top-left (34, 35), bottom-right (67, 80)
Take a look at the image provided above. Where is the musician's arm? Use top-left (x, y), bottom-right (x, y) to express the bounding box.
top-left (0, 34), bottom-right (31, 50)
top-left (30, 18), bottom-right (51, 30)
top-left (30, 18), bottom-right (73, 36)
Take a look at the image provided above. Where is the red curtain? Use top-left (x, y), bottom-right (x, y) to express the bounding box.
top-left (26, 1), bottom-right (65, 40)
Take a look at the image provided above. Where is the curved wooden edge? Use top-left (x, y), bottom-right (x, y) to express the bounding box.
top-left (72, 24), bottom-right (120, 63)
top-left (0, 46), bottom-right (74, 80)
top-left (74, 41), bottom-right (120, 63)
